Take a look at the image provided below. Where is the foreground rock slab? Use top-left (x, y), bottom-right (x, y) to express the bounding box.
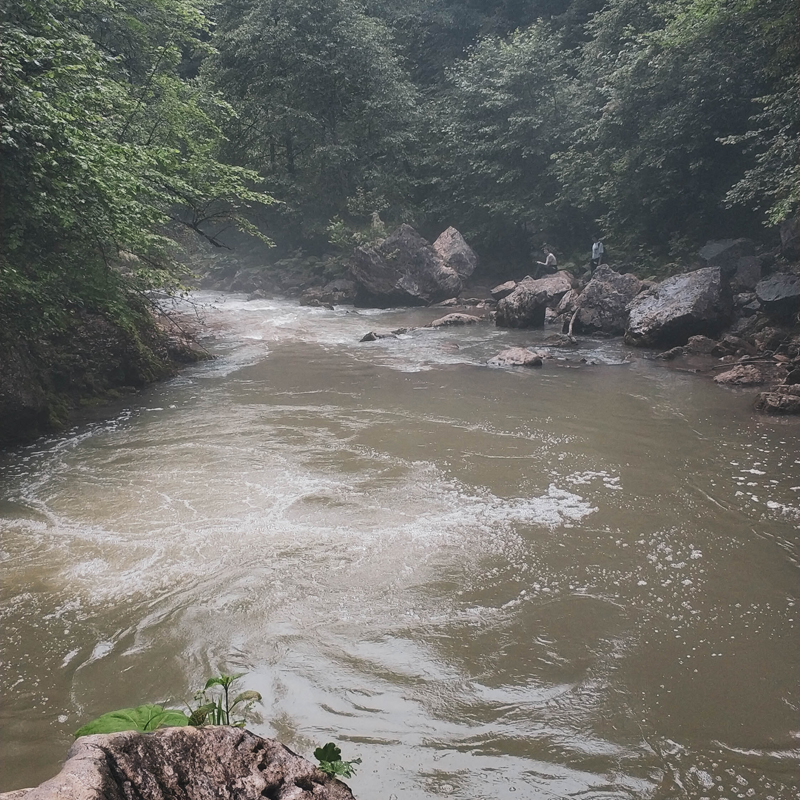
top-left (349, 224), bottom-right (461, 307)
top-left (0, 727), bottom-right (356, 800)
top-left (625, 267), bottom-right (730, 347)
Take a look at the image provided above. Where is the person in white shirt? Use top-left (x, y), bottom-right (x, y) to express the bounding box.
top-left (591, 238), bottom-right (604, 273)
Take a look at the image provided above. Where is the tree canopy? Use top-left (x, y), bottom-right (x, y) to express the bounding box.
top-left (1, 0), bottom-right (797, 321)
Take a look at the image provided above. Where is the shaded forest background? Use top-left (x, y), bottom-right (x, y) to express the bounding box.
top-left (0, 0), bottom-right (798, 376)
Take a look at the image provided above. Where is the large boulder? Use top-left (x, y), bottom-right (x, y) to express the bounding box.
top-left (698, 239), bottom-right (755, 274)
top-left (625, 267), bottom-right (731, 347)
top-left (432, 227), bottom-right (478, 279)
top-left (495, 278), bottom-right (548, 328)
top-left (755, 273), bottom-right (800, 319)
top-left (532, 271), bottom-right (575, 306)
top-left (0, 727), bottom-right (356, 800)
top-left (349, 224), bottom-right (461, 307)
top-left (571, 266), bottom-right (643, 335)
top-left (495, 272), bottom-right (574, 330)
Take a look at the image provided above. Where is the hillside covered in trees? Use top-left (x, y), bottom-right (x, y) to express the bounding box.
top-left (1, 0), bottom-right (798, 438)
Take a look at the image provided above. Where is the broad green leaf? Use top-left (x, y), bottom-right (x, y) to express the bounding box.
top-left (74, 705), bottom-right (189, 737)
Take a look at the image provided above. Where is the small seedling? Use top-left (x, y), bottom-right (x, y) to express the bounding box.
top-left (188, 673), bottom-right (262, 727)
top-left (314, 742), bottom-right (362, 779)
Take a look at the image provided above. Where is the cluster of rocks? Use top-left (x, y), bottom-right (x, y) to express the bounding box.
top-left (0, 727), bottom-right (356, 800)
top-left (483, 238), bottom-right (800, 413)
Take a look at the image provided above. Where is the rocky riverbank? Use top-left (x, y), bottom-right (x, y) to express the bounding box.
top-left (0, 727), bottom-right (356, 800)
top-left (0, 304), bottom-right (208, 448)
top-left (335, 225), bottom-right (800, 412)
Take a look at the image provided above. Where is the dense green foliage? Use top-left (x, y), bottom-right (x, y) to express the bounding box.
top-left (202, 0), bottom-right (798, 263)
top-left (1, 0), bottom-right (797, 341)
top-left (73, 673), bottom-right (262, 737)
top-left (0, 0), bottom-right (271, 341)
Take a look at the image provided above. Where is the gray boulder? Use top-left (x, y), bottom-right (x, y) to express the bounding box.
top-left (496, 272), bottom-right (574, 329)
top-left (425, 313), bottom-right (483, 328)
top-left (490, 280), bottom-right (517, 301)
top-left (432, 227), bottom-right (478, 279)
top-left (571, 266), bottom-right (643, 335)
top-left (0, 727), bottom-right (356, 800)
top-left (495, 278), bottom-right (548, 328)
top-left (625, 267), bottom-right (731, 347)
top-left (698, 239), bottom-right (755, 274)
top-left (755, 273), bottom-right (800, 319)
top-left (714, 365), bottom-right (768, 386)
top-left (730, 257), bottom-right (762, 292)
top-left (349, 224), bottom-right (461, 307)
top-left (488, 347), bottom-right (544, 367)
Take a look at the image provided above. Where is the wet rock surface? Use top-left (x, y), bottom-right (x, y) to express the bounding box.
top-left (0, 727), bottom-right (356, 800)
top-left (488, 347), bottom-right (544, 367)
top-left (755, 273), bottom-right (800, 319)
top-left (625, 267), bottom-right (731, 347)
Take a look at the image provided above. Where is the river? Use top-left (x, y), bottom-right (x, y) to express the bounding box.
top-left (1, 293), bottom-right (798, 799)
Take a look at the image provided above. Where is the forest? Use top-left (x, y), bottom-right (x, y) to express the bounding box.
top-left (0, 0), bottom-right (798, 405)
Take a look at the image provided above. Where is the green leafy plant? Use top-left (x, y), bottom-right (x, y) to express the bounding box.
top-left (74, 673), bottom-right (262, 737)
top-left (188, 673), bottom-right (262, 728)
top-left (313, 742), bottom-right (362, 779)
top-left (74, 705), bottom-right (189, 737)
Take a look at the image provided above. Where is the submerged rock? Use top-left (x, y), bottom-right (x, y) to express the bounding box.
top-left (0, 727), bottom-right (356, 800)
top-left (432, 227), bottom-right (478, 279)
top-left (349, 224), bottom-right (461, 307)
top-left (625, 267), bottom-right (731, 347)
top-left (488, 347), bottom-right (544, 367)
top-left (424, 313), bottom-right (483, 328)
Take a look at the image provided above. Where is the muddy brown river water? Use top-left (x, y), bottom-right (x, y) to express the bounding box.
top-left (1, 293), bottom-right (799, 799)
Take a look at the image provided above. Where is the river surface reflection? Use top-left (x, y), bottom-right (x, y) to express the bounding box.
top-left (1, 293), bottom-right (799, 799)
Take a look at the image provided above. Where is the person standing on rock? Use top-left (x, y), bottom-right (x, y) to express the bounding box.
top-left (591, 238), bottom-right (604, 273)
top-left (536, 246), bottom-right (557, 277)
